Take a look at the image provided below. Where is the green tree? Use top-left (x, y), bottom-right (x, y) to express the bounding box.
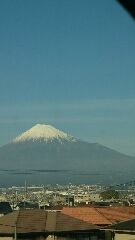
top-left (100, 189), bottom-right (119, 200)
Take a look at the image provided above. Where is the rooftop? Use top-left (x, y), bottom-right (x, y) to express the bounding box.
top-left (0, 209), bottom-right (99, 235)
top-left (104, 218), bottom-right (135, 232)
top-left (61, 207), bottom-right (135, 225)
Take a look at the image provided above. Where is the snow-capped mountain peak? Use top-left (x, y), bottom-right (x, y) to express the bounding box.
top-left (13, 124), bottom-right (76, 143)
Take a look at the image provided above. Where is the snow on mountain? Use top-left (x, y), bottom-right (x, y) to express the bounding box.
top-left (13, 124), bottom-right (76, 143)
top-left (0, 123), bottom-right (135, 185)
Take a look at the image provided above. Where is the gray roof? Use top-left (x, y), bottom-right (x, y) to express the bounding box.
top-left (103, 218), bottom-right (135, 232)
top-left (0, 202), bottom-right (12, 214)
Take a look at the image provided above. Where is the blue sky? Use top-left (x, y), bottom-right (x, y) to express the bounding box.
top-left (0, 0), bottom-right (135, 155)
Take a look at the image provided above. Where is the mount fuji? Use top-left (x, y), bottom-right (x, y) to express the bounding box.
top-left (0, 123), bottom-right (135, 185)
top-left (13, 124), bottom-right (76, 143)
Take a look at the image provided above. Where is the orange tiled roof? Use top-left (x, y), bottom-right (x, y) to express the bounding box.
top-left (97, 207), bottom-right (135, 223)
top-left (62, 207), bottom-right (111, 225)
top-left (62, 207), bottom-right (135, 225)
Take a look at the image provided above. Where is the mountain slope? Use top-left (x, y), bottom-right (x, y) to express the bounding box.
top-left (0, 123), bottom-right (134, 184)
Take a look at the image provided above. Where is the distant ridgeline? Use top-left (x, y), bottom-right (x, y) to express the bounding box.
top-left (0, 123), bottom-right (134, 186)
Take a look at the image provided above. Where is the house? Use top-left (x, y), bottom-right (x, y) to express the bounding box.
top-left (61, 206), bottom-right (135, 226)
top-left (15, 201), bottom-right (39, 209)
top-left (0, 209), bottom-right (105, 240)
top-left (103, 218), bottom-right (135, 240)
top-left (0, 202), bottom-right (12, 217)
top-left (0, 207), bottom-right (134, 240)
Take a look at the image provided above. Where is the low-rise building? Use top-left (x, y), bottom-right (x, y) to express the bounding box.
top-left (0, 202), bottom-right (12, 217)
top-left (103, 218), bottom-right (135, 240)
top-left (62, 207), bottom-right (135, 226)
top-left (0, 209), bottom-right (104, 240)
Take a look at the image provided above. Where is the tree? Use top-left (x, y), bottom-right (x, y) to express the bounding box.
top-left (100, 189), bottom-right (119, 200)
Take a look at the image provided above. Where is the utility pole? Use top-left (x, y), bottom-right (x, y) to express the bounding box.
top-left (88, 185), bottom-right (90, 203)
top-left (43, 185), bottom-right (45, 211)
top-left (12, 187), bottom-right (15, 210)
top-left (14, 222), bottom-right (17, 240)
top-left (68, 184), bottom-right (70, 206)
top-left (25, 180), bottom-right (27, 201)
top-left (24, 180), bottom-right (27, 209)
top-left (15, 191), bottom-right (18, 207)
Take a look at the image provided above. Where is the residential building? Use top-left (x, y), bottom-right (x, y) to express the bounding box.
top-left (103, 218), bottom-right (135, 240)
